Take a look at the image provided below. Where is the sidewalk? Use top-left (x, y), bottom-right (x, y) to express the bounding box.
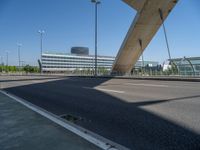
top-left (0, 91), bottom-right (101, 150)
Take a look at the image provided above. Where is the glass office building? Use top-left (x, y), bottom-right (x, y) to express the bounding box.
top-left (134, 60), bottom-right (159, 69)
top-left (41, 52), bottom-right (159, 72)
top-left (41, 52), bottom-right (115, 72)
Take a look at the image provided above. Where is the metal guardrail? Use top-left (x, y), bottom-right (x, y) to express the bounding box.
top-left (1, 72), bottom-right (200, 80)
top-left (0, 71), bottom-right (199, 76)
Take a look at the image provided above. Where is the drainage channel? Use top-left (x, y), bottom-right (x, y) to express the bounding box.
top-left (59, 114), bottom-right (133, 150)
top-left (59, 114), bottom-right (92, 124)
top-left (60, 114), bottom-right (80, 123)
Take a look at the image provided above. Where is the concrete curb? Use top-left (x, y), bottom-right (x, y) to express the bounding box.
top-left (70, 75), bottom-right (200, 82)
top-left (1, 74), bottom-right (200, 82)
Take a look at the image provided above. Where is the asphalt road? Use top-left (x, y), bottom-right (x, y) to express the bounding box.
top-left (1, 75), bottom-right (200, 150)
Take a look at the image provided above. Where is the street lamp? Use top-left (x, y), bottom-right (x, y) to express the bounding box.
top-left (38, 30), bottom-right (45, 73)
top-left (0, 56), bottom-right (3, 73)
top-left (21, 61), bottom-right (25, 67)
top-left (17, 43), bottom-right (22, 68)
top-left (5, 51), bottom-right (9, 72)
top-left (91, 0), bottom-right (100, 77)
top-left (0, 56), bottom-right (3, 65)
top-left (38, 30), bottom-right (45, 61)
top-left (5, 51), bottom-right (9, 66)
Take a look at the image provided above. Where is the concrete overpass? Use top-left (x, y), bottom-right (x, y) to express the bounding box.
top-left (112, 0), bottom-right (179, 74)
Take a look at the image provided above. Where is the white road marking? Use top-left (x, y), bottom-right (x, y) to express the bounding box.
top-left (96, 88), bottom-right (125, 94)
top-left (83, 87), bottom-right (125, 94)
top-left (124, 83), bottom-right (169, 87)
top-left (0, 90), bottom-right (129, 150)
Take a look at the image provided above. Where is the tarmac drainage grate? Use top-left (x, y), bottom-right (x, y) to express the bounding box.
top-left (60, 114), bottom-right (81, 123)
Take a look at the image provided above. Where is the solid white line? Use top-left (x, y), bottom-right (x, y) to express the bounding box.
top-left (124, 83), bottom-right (169, 87)
top-left (83, 87), bottom-right (125, 94)
top-left (0, 90), bottom-right (129, 150)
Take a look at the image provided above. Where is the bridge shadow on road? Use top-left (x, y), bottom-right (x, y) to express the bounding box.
top-left (3, 77), bottom-right (200, 150)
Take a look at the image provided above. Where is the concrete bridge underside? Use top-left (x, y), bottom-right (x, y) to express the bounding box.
top-left (112, 0), bottom-right (179, 74)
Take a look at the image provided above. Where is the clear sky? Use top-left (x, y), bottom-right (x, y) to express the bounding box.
top-left (0, 0), bottom-right (200, 66)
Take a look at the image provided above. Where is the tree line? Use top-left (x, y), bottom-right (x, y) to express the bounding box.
top-left (0, 65), bottom-right (39, 73)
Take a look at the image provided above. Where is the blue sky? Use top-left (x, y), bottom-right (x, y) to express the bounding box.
top-left (0, 0), bottom-right (199, 66)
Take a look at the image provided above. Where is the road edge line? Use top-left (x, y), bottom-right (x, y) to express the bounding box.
top-left (0, 90), bottom-right (130, 150)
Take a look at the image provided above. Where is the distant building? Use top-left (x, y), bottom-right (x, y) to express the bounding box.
top-left (71, 47), bottom-right (89, 55)
top-left (169, 57), bottom-right (200, 76)
top-left (134, 60), bottom-right (159, 69)
top-left (41, 49), bottom-right (159, 72)
top-left (41, 52), bottom-right (115, 72)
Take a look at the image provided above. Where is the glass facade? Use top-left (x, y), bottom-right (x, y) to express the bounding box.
top-left (41, 52), bottom-right (115, 72)
top-left (41, 52), bottom-right (159, 72)
top-left (134, 60), bottom-right (159, 68)
top-left (170, 57), bottom-right (200, 76)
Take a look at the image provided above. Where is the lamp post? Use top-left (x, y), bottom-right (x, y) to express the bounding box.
top-left (0, 56), bottom-right (3, 65)
top-left (38, 30), bottom-right (45, 73)
top-left (17, 43), bottom-right (22, 69)
top-left (0, 56), bottom-right (2, 73)
top-left (91, 0), bottom-right (100, 77)
top-left (5, 51), bottom-right (9, 72)
top-left (38, 30), bottom-right (45, 61)
top-left (20, 61), bottom-right (25, 68)
top-left (5, 51), bottom-right (8, 66)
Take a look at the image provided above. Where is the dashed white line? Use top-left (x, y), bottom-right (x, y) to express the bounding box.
top-left (83, 87), bottom-right (125, 94)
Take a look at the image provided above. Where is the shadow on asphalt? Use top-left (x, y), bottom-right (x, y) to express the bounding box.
top-left (133, 95), bottom-right (200, 107)
top-left (3, 77), bottom-right (200, 150)
top-left (0, 77), bottom-right (65, 83)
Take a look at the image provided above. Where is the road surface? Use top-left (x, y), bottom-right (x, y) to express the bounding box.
top-left (1, 75), bottom-right (200, 150)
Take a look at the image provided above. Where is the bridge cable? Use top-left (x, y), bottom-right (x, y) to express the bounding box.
top-left (159, 9), bottom-right (178, 74)
top-left (159, 9), bottom-right (172, 60)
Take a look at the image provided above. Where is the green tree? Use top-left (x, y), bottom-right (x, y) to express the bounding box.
top-left (23, 65), bottom-right (39, 73)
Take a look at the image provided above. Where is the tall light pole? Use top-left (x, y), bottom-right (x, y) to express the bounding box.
top-left (0, 56), bottom-right (3, 65)
top-left (91, 0), bottom-right (100, 77)
top-left (17, 43), bottom-right (22, 68)
top-left (21, 61), bottom-right (25, 67)
top-left (5, 51), bottom-right (8, 66)
top-left (5, 51), bottom-right (9, 72)
top-left (38, 30), bottom-right (45, 61)
top-left (0, 55), bottom-right (3, 73)
top-left (38, 30), bottom-right (45, 73)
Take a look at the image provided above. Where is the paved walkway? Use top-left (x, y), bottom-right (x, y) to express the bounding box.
top-left (0, 91), bottom-right (101, 150)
